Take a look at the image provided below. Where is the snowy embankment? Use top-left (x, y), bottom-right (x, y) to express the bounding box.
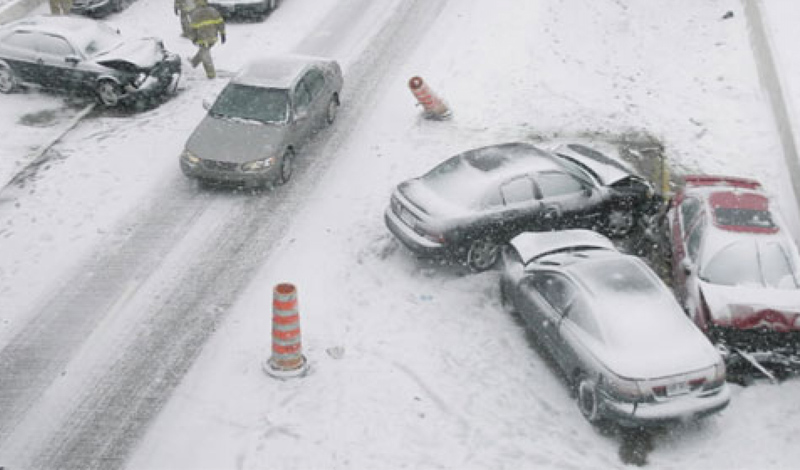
top-left (125, 1), bottom-right (800, 470)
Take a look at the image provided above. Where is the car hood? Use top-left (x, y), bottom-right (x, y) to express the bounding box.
top-left (560, 149), bottom-right (636, 186)
top-left (186, 115), bottom-right (286, 163)
top-left (700, 281), bottom-right (800, 332)
top-left (96, 38), bottom-right (165, 70)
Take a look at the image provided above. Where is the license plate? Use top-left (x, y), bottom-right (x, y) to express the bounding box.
top-left (666, 382), bottom-right (689, 396)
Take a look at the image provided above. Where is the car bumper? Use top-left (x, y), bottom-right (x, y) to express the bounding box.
top-left (209, 0), bottom-right (269, 18)
top-left (598, 384), bottom-right (731, 428)
top-left (384, 207), bottom-right (446, 257)
top-left (71, 0), bottom-right (114, 16)
top-left (180, 158), bottom-right (277, 186)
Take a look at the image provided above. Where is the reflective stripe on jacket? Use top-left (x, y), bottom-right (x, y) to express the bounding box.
top-left (189, 6), bottom-right (225, 47)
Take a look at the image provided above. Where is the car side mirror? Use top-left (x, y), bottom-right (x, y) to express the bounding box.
top-left (65, 55), bottom-right (80, 65)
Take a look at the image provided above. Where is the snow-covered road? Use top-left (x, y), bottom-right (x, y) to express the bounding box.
top-left (1, 1), bottom-right (800, 469)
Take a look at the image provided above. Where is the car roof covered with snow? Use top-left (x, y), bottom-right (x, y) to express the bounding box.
top-left (232, 55), bottom-right (336, 89)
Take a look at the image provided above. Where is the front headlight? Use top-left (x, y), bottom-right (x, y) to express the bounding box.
top-left (242, 157), bottom-right (276, 172)
top-left (182, 149), bottom-right (200, 164)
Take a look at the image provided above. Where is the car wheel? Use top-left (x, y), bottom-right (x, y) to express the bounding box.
top-left (605, 207), bottom-right (634, 238)
top-left (0, 66), bottom-right (17, 94)
top-left (577, 377), bottom-right (602, 424)
top-left (96, 80), bottom-right (123, 107)
top-left (326, 95), bottom-right (339, 125)
top-left (466, 238), bottom-right (499, 272)
top-left (277, 149), bottom-right (294, 185)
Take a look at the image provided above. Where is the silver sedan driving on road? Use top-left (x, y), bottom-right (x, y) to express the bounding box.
top-left (180, 54), bottom-right (343, 188)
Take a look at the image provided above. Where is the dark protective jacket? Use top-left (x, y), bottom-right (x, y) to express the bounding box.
top-left (188, 5), bottom-right (225, 47)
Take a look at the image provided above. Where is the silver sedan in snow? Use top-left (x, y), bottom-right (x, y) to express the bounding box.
top-left (499, 229), bottom-right (730, 427)
top-left (180, 54), bottom-right (343, 188)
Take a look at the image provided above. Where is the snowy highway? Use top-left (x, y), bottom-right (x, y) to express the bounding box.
top-left (1, 1), bottom-right (800, 470)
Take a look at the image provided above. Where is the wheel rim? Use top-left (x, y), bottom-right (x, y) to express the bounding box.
top-left (279, 151), bottom-right (293, 183)
top-left (606, 208), bottom-right (634, 237)
top-left (0, 68), bottom-right (15, 93)
top-left (467, 239), bottom-right (498, 272)
top-left (98, 82), bottom-right (120, 107)
top-left (578, 379), bottom-right (600, 422)
top-left (326, 98), bottom-right (338, 124)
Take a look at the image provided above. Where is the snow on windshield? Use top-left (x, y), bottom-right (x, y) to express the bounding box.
top-left (210, 84), bottom-right (289, 124)
top-left (75, 22), bottom-right (123, 57)
top-left (702, 239), bottom-right (800, 289)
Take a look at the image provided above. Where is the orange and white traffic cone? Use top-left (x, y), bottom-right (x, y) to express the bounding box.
top-left (408, 76), bottom-right (452, 120)
top-left (264, 283), bottom-right (308, 379)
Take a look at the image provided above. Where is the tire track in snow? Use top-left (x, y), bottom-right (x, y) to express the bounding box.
top-left (0, 0), bottom-right (449, 468)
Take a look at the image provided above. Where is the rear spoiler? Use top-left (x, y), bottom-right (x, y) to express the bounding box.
top-left (684, 175), bottom-right (762, 190)
top-left (509, 229), bottom-right (615, 265)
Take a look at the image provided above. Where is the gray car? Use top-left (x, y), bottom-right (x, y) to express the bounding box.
top-left (180, 54), bottom-right (343, 188)
top-left (499, 229), bottom-right (730, 427)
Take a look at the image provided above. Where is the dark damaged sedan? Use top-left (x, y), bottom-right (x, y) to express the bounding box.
top-left (384, 142), bottom-right (657, 271)
top-left (0, 15), bottom-right (181, 108)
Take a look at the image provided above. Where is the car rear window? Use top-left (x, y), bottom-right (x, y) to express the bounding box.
top-left (714, 207), bottom-right (776, 230)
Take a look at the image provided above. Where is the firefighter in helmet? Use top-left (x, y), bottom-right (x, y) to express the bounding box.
top-left (187, 0), bottom-right (226, 79)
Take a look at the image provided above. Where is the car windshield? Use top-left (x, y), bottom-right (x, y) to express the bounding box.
top-left (702, 239), bottom-right (800, 289)
top-left (77, 23), bottom-right (124, 57)
top-left (209, 84), bottom-right (289, 124)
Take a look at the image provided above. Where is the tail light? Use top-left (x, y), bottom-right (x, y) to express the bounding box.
top-left (705, 361), bottom-right (726, 390)
top-left (603, 374), bottom-right (644, 401)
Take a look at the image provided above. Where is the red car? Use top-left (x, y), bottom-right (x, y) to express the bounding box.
top-left (667, 175), bottom-right (800, 379)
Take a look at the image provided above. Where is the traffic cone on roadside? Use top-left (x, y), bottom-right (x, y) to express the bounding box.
top-left (264, 283), bottom-right (308, 379)
top-left (408, 76), bottom-right (452, 120)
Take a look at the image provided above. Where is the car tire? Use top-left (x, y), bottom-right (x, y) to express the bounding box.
top-left (605, 207), bottom-right (634, 238)
top-left (276, 149), bottom-right (294, 185)
top-left (0, 66), bottom-right (17, 94)
top-left (466, 238), bottom-right (499, 272)
top-left (326, 94), bottom-right (339, 125)
top-left (96, 80), bottom-right (123, 107)
top-left (577, 377), bottom-right (603, 424)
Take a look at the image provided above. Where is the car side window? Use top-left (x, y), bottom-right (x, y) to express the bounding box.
top-left (686, 215), bottom-right (704, 261)
top-left (293, 81), bottom-right (312, 110)
top-left (303, 69), bottom-right (325, 99)
top-left (36, 34), bottom-right (75, 57)
top-left (3, 31), bottom-right (37, 52)
top-left (565, 295), bottom-right (603, 340)
top-left (499, 177), bottom-right (536, 205)
top-left (536, 171), bottom-right (585, 199)
top-left (679, 197), bottom-right (702, 238)
top-left (531, 272), bottom-right (576, 316)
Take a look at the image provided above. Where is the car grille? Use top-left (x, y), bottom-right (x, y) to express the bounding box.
top-left (202, 160), bottom-right (239, 171)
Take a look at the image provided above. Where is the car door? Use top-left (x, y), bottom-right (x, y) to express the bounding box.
top-left (30, 32), bottom-right (83, 91)
top-left (671, 196), bottom-right (704, 305)
top-left (517, 272), bottom-right (574, 361)
top-left (531, 170), bottom-right (596, 231)
top-left (301, 67), bottom-right (328, 129)
top-left (0, 30), bottom-right (42, 84)
top-left (476, 175), bottom-right (540, 240)
top-left (289, 74), bottom-right (315, 144)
